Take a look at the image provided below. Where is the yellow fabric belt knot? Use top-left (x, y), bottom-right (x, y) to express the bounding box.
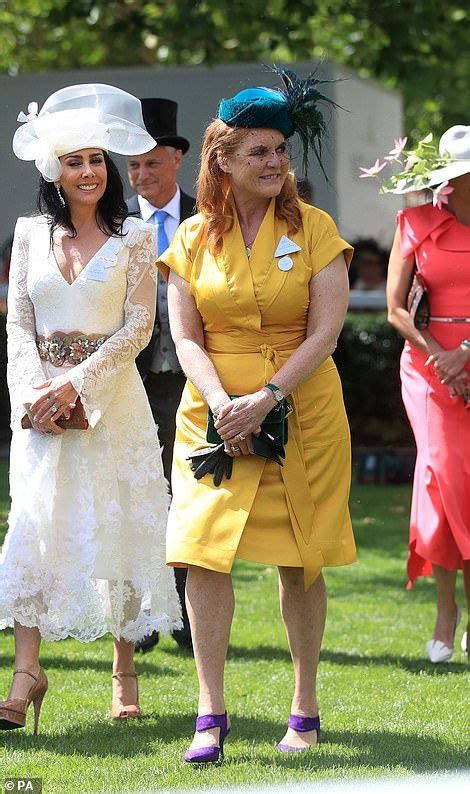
top-left (260, 343), bottom-right (276, 362)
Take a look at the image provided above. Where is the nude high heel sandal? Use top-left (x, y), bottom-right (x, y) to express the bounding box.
top-left (111, 672), bottom-right (141, 720)
top-left (0, 668), bottom-right (48, 735)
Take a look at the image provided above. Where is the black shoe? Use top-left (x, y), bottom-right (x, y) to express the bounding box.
top-left (134, 630), bottom-right (160, 654)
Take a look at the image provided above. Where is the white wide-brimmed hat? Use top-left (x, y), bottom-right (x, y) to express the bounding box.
top-left (13, 83), bottom-right (157, 182)
top-left (391, 125), bottom-right (470, 194)
top-left (426, 125), bottom-right (470, 186)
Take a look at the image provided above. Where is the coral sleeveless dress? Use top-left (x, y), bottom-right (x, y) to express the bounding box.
top-left (398, 203), bottom-right (470, 586)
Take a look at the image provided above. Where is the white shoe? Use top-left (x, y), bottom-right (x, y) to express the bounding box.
top-left (461, 631), bottom-right (468, 654)
top-left (426, 608), bottom-right (461, 663)
top-left (426, 639), bottom-right (454, 663)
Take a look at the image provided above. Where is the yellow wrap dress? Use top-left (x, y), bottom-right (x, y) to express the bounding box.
top-left (158, 198), bottom-right (356, 588)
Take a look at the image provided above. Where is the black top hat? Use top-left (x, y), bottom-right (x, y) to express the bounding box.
top-left (140, 98), bottom-right (190, 154)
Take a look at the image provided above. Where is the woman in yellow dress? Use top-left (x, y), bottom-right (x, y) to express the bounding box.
top-left (158, 68), bottom-right (356, 762)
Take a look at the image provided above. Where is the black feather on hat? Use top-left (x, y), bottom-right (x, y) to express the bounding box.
top-left (268, 64), bottom-right (340, 177)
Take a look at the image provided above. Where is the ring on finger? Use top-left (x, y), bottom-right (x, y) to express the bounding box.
top-left (230, 444), bottom-right (240, 452)
top-left (238, 433), bottom-right (246, 441)
top-left (50, 403), bottom-right (59, 414)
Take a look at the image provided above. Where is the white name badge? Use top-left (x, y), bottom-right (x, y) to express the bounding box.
top-left (86, 266), bottom-right (107, 282)
top-left (274, 235), bottom-right (301, 257)
top-left (278, 256), bottom-right (293, 271)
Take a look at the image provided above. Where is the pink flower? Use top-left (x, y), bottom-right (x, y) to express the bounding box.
top-left (432, 180), bottom-right (454, 210)
top-left (389, 136), bottom-right (407, 157)
top-left (359, 159), bottom-right (388, 178)
top-left (404, 156), bottom-right (416, 172)
top-left (383, 137), bottom-right (408, 163)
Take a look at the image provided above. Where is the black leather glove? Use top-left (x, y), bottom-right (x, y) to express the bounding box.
top-left (252, 431), bottom-right (285, 465)
top-left (187, 444), bottom-right (233, 487)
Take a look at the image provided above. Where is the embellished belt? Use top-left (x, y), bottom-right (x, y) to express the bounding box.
top-left (429, 317), bottom-right (470, 323)
top-left (37, 332), bottom-right (108, 366)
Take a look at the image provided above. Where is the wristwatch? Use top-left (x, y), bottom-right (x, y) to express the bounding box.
top-left (264, 382), bottom-right (286, 403)
top-left (460, 339), bottom-right (470, 351)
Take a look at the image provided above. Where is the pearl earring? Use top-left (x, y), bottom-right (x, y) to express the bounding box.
top-left (55, 184), bottom-right (65, 207)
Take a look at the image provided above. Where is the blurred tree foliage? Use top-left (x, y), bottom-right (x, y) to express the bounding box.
top-left (334, 313), bottom-right (413, 447)
top-left (0, 0), bottom-right (467, 136)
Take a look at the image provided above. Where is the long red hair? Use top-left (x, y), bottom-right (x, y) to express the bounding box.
top-left (197, 119), bottom-right (303, 256)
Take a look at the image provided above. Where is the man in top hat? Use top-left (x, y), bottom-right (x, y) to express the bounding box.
top-left (127, 98), bottom-right (195, 652)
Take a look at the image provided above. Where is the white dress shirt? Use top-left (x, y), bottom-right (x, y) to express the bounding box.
top-left (137, 186), bottom-right (181, 247)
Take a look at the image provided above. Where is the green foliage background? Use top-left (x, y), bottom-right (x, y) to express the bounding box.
top-left (0, 1), bottom-right (468, 137)
top-left (336, 313), bottom-right (413, 448)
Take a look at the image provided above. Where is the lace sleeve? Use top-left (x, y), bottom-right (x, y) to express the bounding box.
top-left (69, 225), bottom-right (157, 427)
top-left (6, 218), bottom-right (46, 429)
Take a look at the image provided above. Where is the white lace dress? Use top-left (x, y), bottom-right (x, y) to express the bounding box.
top-left (0, 214), bottom-right (181, 642)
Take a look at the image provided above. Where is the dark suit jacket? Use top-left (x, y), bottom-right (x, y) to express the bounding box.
top-left (126, 190), bottom-right (196, 379)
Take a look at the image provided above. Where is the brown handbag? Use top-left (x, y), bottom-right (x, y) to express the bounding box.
top-left (21, 397), bottom-right (89, 430)
top-left (407, 269), bottom-right (430, 329)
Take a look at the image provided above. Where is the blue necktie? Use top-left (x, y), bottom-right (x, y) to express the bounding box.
top-left (155, 209), bottom-right (169, 256)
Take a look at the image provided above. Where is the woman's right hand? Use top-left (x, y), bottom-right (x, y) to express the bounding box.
top-left (446, 371), bottom-right (469, 400)
top-left (209, 391), bottom-right (232, 421)
top-left (23, 402), bottom-right (65, 435)
top-left (425, 347), bottom-right (470, 384)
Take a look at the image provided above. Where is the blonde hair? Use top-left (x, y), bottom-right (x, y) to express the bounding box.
top-left (197, 119), bottom-right (303, 255)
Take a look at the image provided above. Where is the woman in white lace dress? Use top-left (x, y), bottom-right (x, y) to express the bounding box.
top-left (0, 84), bottom-right (181, 733)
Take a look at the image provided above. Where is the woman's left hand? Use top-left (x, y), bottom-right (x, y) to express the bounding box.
top-left (425, 347), bottom-right (470, 384)
top-left (29, 376), bottom-right (79, 424)
top-left (215, 389), bottom-right (275, 442)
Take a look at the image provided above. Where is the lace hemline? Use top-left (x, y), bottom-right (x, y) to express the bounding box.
top-left (0, 610), bottom-right (181, 644)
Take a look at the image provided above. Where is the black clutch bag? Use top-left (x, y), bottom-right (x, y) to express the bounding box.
top-left (206, 396), bottom-right (291, 445)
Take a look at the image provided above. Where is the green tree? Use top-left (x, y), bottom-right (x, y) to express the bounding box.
top-left (0, 0), bottom-right (468, 136)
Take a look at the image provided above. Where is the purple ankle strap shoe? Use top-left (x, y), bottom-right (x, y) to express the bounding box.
top-left (277, 713), bottom-right (321, 752)
top-left (184, 711), bottom-right (230, 763)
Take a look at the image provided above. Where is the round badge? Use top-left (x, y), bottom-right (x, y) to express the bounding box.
top-left (278, 256), bottom-right (293, 271)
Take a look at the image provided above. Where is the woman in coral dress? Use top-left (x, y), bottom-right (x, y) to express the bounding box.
top-left (387, 125), bottom-right (470, 663)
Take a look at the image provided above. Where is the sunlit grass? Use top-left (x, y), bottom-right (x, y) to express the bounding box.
top-left (0, 461), bottom-right (468, 791)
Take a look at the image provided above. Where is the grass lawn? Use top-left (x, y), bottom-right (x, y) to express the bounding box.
top-left (0, 460), bottom-right (468, 791)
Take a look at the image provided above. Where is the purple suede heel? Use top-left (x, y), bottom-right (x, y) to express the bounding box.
top-left (184, 711), bottom-right (230, 763)
top-left (277, 713), bottom-right (321, 752)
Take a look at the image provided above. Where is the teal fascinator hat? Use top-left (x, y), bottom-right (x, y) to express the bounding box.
top-left (218, 65), bottom-right (339, 176)
top-left (219, 87), bottom-right (295, 138)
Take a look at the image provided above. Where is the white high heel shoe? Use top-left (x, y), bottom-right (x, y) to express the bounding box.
top-left (426, 608), bottom-right (461, 663)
